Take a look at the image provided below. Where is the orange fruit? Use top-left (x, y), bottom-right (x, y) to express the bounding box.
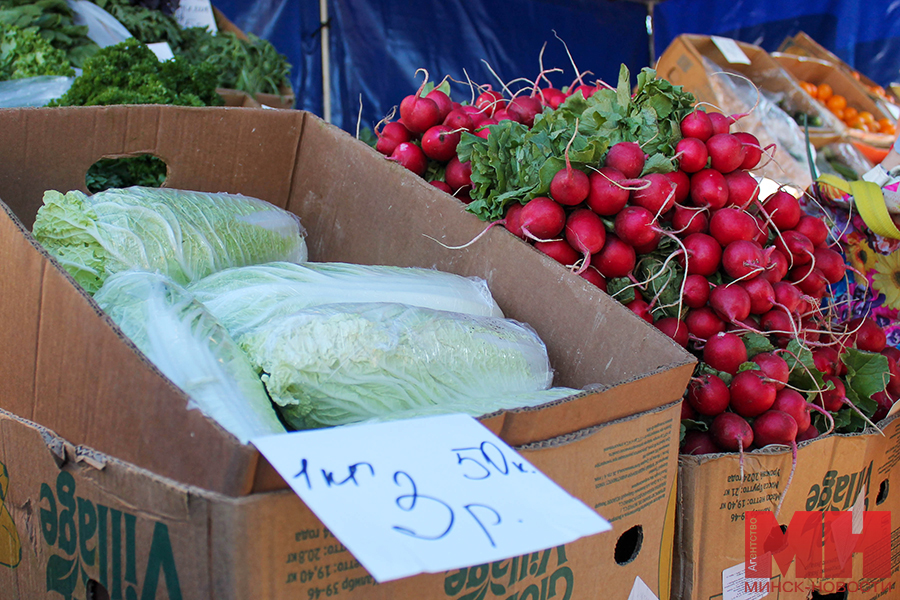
top-left (826, 95), bottom-right (847, 111)
top-left (843, 106), bottom-right (859, 120)
top-left (878, 117), bottom-right (894, 131)
top-left (800, 81), bottom-right (818, 97)
top-left (817, 83), bottom-right (834, 101)
top-left (830, 107), bottom-right (845, 120)
top-left (859, 111), bottom-right (875, 124)
top-left (884, 124), bottom-right (897, 136)
top-left (846, 116), bottom-right (864, 129)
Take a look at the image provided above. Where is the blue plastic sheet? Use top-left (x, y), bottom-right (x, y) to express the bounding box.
top-left (213, 0), bottom-right (900, 133)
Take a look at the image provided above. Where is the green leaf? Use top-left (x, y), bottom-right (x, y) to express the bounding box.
top-left (842, 348), bottom-right (889, 400)
top-left (682, 418), bottom-right (710, 432)
top-left (737, 362), bottom-right (762, 373)
top-left (606, 277), bottom-right (636, 304)
top-left (783, 338), bottom-right (827, 401)
top-left (641, 152), bottom-right (677, 175)
top-left (743, 332), bottom-right (775, 358)
top-left (696, 361), bottom-right (733, 386)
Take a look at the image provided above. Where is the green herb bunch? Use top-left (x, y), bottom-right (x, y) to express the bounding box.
top-left (0, 22), bottom-right (74, 79)
top-left (49, 38), bottom-right (224, 107)
top-left (0, 0), bottom-right (98, 67)
top-left (91, 0), bottom-right (184, 47)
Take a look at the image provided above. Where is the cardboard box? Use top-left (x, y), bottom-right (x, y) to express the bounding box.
top-left (778, 31), bottom-right (900, 117)
top-left (0, 105), bottom-right (695, 498)
top-left (216, 87), bottom-right (263, 108)
top-left (673, 416), bottom-right (900, 600)
top-left (0, 399), bottom-right (682, 599)
top-left (656, 34), bottom-right (843, 189)
top-left (771, 52), bottom-right (896, 149)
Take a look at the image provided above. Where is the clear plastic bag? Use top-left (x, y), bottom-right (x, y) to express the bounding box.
top-left (67, 0), bottom-right (132, 48)
top-left (0, 76), bottom-right (75, 107)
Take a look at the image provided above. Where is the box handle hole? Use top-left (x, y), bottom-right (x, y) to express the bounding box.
top-left (86, 154), bottom-right (168, 194)
top-left (877, 479), bottom-right (889, 505)
top-left (614, 524), bottom-right (643, 565)
top-left (810, 586), bottom-right (847, 600)
top-left (86, 580), bottom-right (110, 600)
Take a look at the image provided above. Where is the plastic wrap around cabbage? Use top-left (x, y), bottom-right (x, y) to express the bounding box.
top-left (94, 270), bottom-right (286, 443)
top-left (33, 186), bottom-right (308, 294)
top-left (237, 302), bottom-right (570, 430)
top-left (188, 261), bottom-right (504, 337)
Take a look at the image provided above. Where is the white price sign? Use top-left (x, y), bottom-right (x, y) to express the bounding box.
top-left (173, 0), bottom-right (218, 32)
top-left (253, 414), bottom-right (611, 583)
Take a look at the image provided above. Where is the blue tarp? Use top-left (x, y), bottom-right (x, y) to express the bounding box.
top-left (213, 0), bottom-right (900, 133)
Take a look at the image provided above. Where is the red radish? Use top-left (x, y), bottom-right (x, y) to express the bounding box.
top-left (772, 388), bottom-right (811, 432)
top-left (445, 156), bottom-right (473, 192)
top-left (753, 352), bottom-right (790, 391)
top-left (539, 87), bottom-right (567, 109)
top-left (797, 423), bottom-right (820, 442)
top-left (788, 265), bottom-right (828, 299)
top-left (687, 373), bottom-right (730, 416)
top-left (475, 89), bottom-right (505, 116)
top-left (375, 121), bottom-right (412, 155)
top-left (579, 265), bottom-right (607, 291)
top-left (682, 400), bottom-right (696, 421)
top-left (399, 74), bottom-right (441, 134)
top-left (800, 317), bottom-right (822, 343)
top-left (690, 169), bottom-right (729, 209)
top-left (681, 232), bottom-right (722, 276)
top-left (507, 95), bottom-right (543, 127)
top-left (594, 234), bottom-right (636, 278)
top-left (631, 173), bottom-right (677, 214)
top-left (761, 249), bottom-right (789, 283)
top-left (425, 88), bottom-right (453, 122)
top-left (570, 84), bottom-right (596, 99)
top-left (519, 197), bottom-right (566, 240)
top-left (873, 391), bottom-right (897, 421)
top-left (772, 280), bottom-right (801, 313)
top-left (812, 345), bottom-right (840, 375)
top-left (819, 374), bottom-right (846, 412)
top-left (734, 131), bottom-right (762, 170)
top-left (740, 276), bottom-right (775, 315)
top-left (550, 128), bottom-right (590, 206)
top-left (535, 239), bottom-right (580, 266)
top-left (761, 190), bottom-right (802, 231)
top-left (461, 105), bottom-right (488, 129)
top-left (675, 137), bottom-right (709, 173)
top-left (721, 240), bottom-right (765, 280)
top-left (724, 171), bottom-right (759, 208)
top-left (882, 347), bottom-right (900, 397)
top-left (681, 431), bottom-right (719, 455)
top-left (664, 169), bottom-right (691, 204)
top-left (846, 317), bottom-right (886, 352)
top-left (703, 331), bottom-right (748, 375)
top-left (707, 112), bottom-right (733, 135)
top-left (709, 283), bottom-right (752, 323)
top-left (711, 412), bottom-right (754, 452)
top-left (565, 208), bottom-right (606, 272)
top-left (686, 306), bottom-right (726, 341)
top-left (813, 247), bottom-right (846, 284)
top-left (443, 108), bottom-right (475, 132)
top-left (586, 167), bottom-right (630, 215)
top-left (420, 125), bottom-right (461, 162)
top-left (752, 410), bottom-right (799, 447)
top-left (683, 274), bottom-right (711, 308)
top-left (503, 203), bottom-right (526, 238)
top-left (752, 215), bottom-right (770, 245)
top-left (615, 206), bottom-right (661, 248)
top-left (706, 133), bottom-right (744, 173)
top-left (626, 297), bottom-right (653, 323)
top-left (794, 215), bottom-right (829, 247)
top-left (605, 142), bottom-right (645, 179)
top-left (709, 207), bottom-right (757, 246)
top-left (474, 124), bottom-right (494, 140)
top-left (680, 110), bottom-right (714, 142)
top-left (430, 180), bottom-right (452, 194)
top-left (672, 205), bottom-right (709, 235)
top-left (730, 370), bottom-right (777, 417)
top-left (389, 142), bottom-right (427, 176)
top-left (656, 317), bottom-right (689, 347)
top-left (760, 308), bottom-right (795, 339)
top-left (455, 192), bottom-right (472, 205)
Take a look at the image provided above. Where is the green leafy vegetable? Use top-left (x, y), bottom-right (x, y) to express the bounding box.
top-left (91, 0), bottom-right (184, 47)
top-left (94, 270), bottom-right (286, 443)
top-left (85, 155), bottom-right (167, 193)
top-left (32, 186), bottom-right (308, 294)
top-left (742, 332), bottom-right (775, 358)
top-left (0, 23), bottom-right (74, 79)
top-left (188, 261), bottom-right (504, 338)
top-left (457, 65), bottom-right (694, 221)
top-left (49, 38), bottom-right (223, 107)
top-left (0, 0), bottom-right (98, 67)
top-left (238, 302), bottom-right (571, 430)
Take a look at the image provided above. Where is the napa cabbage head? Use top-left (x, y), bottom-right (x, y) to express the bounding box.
top-left (188, 261), bottom-right (503, 338)
top-left (33, 186), bottom-right (307, 294)
top-left (94, 270), bottom-right (286, 443)
top-left (237, 302), bottom-right (568, 430)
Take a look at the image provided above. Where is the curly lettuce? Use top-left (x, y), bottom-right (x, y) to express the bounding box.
top-left (33, 186), bottom-right (308, 294)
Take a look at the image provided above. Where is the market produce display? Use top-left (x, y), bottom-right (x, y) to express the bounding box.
top-left (799, 80), bottom-right (896, 135)
top-left (0, 0), bottom-right (98, 67)
top-left (371, 58), bottom-right (897, 469)
top-left (0, 22), bottom-right (73, 79)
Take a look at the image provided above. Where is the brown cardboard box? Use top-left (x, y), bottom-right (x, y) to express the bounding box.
top-left (0, 105), bottom-right (695, 498)
top-left (0, 399), bottom-right (683, 599)
top-left (673, 416), bottom-right (900, 600)
top-left (778, 31), bottom-right (900, 116)
top-left (656, 34), bottom-right (843, 189)
top-left (771, 52), bottom-right (896, 149)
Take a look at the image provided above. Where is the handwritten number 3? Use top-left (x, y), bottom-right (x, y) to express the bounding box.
top-left (391, 471), bottom-right (454, 540)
